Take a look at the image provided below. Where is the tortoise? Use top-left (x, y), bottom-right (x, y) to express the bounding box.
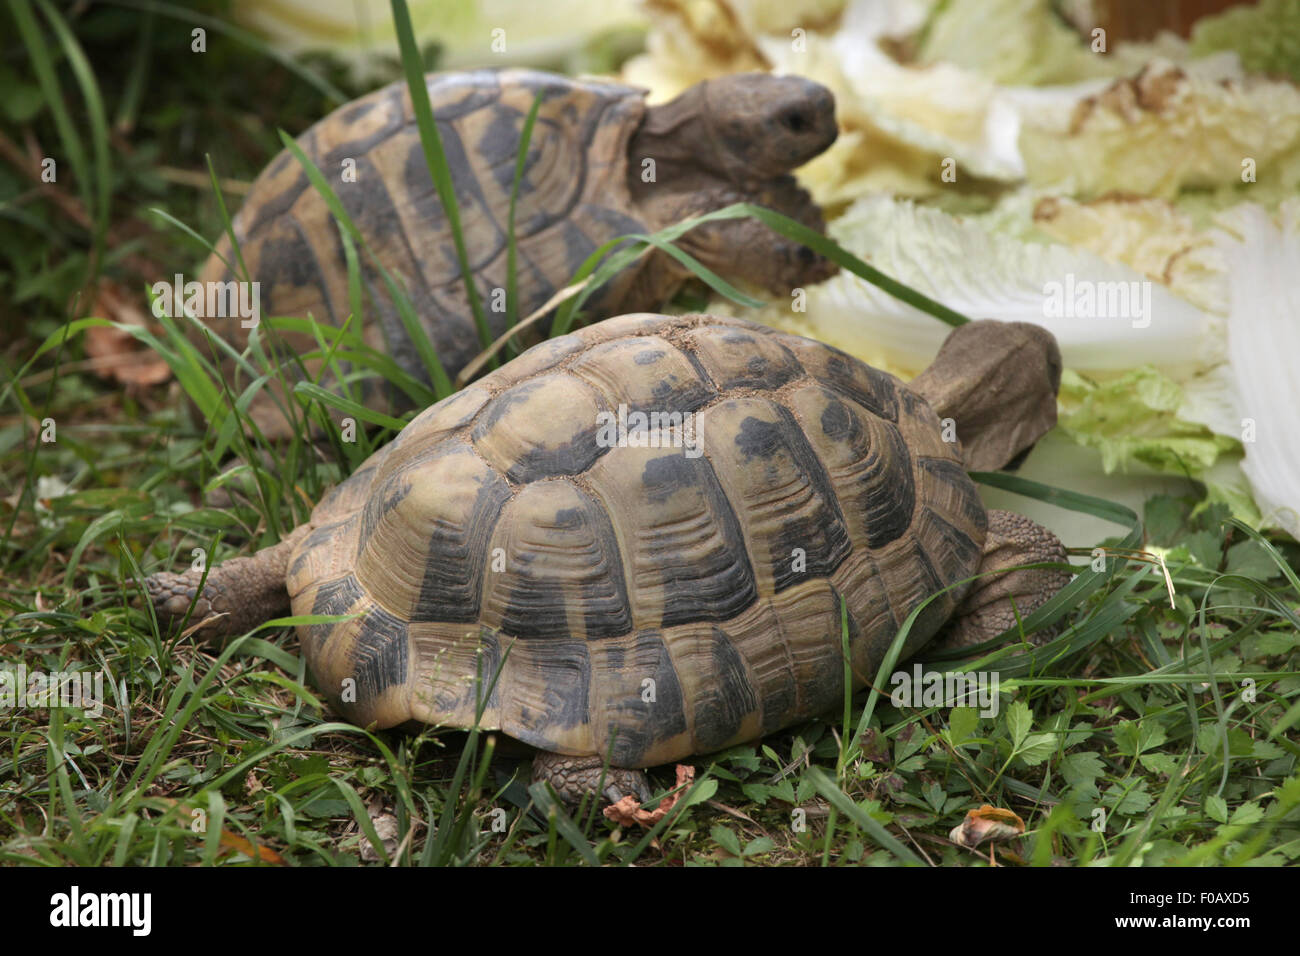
top-left (146, 312), bottom-right (1071, 802)
top-left (198, 69), bottom-right (839, 438)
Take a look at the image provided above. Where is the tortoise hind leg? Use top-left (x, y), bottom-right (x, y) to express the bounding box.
top-left (531, 752), bottom-right (652, 806)
top-left (145, 525), bottom-right (311, 641)
top-left (933, 510), bottom-right (1073, 651)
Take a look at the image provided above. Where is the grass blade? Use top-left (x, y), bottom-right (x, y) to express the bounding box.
top-left (390, 0), bottom-right (493, 359)
top-left (505, 89), bottom-right (546, 359)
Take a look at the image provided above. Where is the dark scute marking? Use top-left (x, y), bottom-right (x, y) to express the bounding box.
top-left (693, 628), bottom-right (759, 752)
top-left (470, 379), bottom-right (542, 438)
top-left (601, 631), bottom-right (687, 767)
top-left (536, 639), bottom-right (592, 731)
top-left (919, 506), bottom-right (983, 581)
top-left (758, 665), bottom-right (797, 735)
top-left (309, 575), bottom-right (365, 652)
top-left (402, 139), bottom-right (449, 230)
top-left (246, 171), bottom-right (311, 236)
top-left (406, 119), bottom-right (503, 269)
top-left (411, 462), bottom-right (512, 623)
top-left (504, 429), bottom-right (607, 484)
top-left (828, 582), bottom-right (862, 689)
top-left (436, 627), bottom-right (502, 714)
top-left (400, 123), bottom-right (507, 281)
top-left (340, 99), bottom-right (377, 124)
top-left (576, 202), bottom-right (645, 237)
top-left (577, 499), bottom-right (633, 639)
top-left (900, 388), bottom-right (928, 419)
top-left (422, 71), bottom-right (503, 121)
top-left (255, 224), bottom-right (335, 324)
top-left (290, 519), bottom-right (349, 577)
top-left (320, 114), bottom-right (403, 178)
top-left (639, 453), bottom-right (758, 628)
top-left (862, 422), bottom-right (915, 549)
top-left (797, 586), bottom-right (851, 718)
top-left (475, 104), bottom-right (535, 194)
top-left (647, 373), bottom-right (714, 410)
top-left (678, 347), bottom-right (717, 392)
top-left (559, 221), bottom-right (597, 280)
top-left (819, 399), bottom-right (853, 442)
top-left (634, 348), bottom-right (666, 366)
top-left (918, 457), bottom-right (987, 535)
top-left (356, 472), bottom-right (412, 558)
top-left (733, 410), bottom-right (852, 591)
top-left (263, 150), bottom-right (293, 181)
top-left (713, 334), bottom-right (801, 390)
top-left (511, 248), bottom-right (561, 320)
top-left (349, 605), bottom-right (410, 704)
top-left (499, 494), bottom-right (632, 640)
top-left (333, 153), bottom-right (405, 242)
top-left (821, 352), bottom-right (900, 422)
top-left (904, 541), bottom-right (950, 642)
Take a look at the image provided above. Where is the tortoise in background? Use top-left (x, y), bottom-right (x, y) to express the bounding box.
top-left (147, 313), bottom-right (1071, 802)
top-left (197, 69), bottom-right (839, 437)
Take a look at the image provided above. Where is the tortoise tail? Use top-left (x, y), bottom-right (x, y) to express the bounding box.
top-left (145, 526), bottom-right (311, 641)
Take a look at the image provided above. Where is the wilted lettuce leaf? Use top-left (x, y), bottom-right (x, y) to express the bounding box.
top-left (1059, 367), bottom-right (1238, 474)
top-left (917, 0), bottom-right (1106, 85)
top-left (1019, 62), bottom-right (1300, 198)
top-left (1190, 0), bottom-right (1300, 83)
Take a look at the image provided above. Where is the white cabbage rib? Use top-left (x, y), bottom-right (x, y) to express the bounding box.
top-left (1213, 201), bottom-right (1300, 537)
top-left (790, 195), bottom-right (1218, 377)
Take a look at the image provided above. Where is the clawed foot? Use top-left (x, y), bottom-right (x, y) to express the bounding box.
top-left (145, 571), bottom-right (210, 627)
top-left (530, 751), bottom-right (652, 806)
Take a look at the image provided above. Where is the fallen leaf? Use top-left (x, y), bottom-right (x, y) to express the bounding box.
top-left (217, 828), bottom-right (287, 865)
top-left (156, 797), bottom-right (285, 865)
top-left (948, 804), bottom-right (1026, 849)
top-left (359, 811), bottom-right (400, 863)
top-left (83, 282), bottom-right (172, 388)
top-left (603, 764), bottom-right (695, 828)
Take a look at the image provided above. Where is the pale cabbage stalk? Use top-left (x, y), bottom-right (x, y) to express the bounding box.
top-left (766, 193), bottom-right (1219, 378)
top-left (1208, 200), bottom-right (1300, 537)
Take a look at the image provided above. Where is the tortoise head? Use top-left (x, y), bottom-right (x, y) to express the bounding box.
top-left (686, 73), bottom-right (838, 182)
top-left (635, 73), bottom-right (837, 184)
top-left (909, 321), bottom-right (1063, 473)
top-left (630, 74), bottom-right (839, 295)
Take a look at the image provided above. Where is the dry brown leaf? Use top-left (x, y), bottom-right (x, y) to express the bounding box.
top-left (948, 804), bottom-right (1026, 849)
top-left (217, 828), bottom-right (287, 865)
top-left (83, 282), bottom-right (172, 388)
top-left (603, 764), bottom-right (695, 828)
top-left (156, 798), bottom-right (286, 865)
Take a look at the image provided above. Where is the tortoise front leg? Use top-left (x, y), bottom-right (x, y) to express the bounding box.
top-left (144, 525), bottom-right (310, 641)
top-left (531, 751), bottom-right (652, 806)
top-left (933, 509), bottom-right (1074, 651)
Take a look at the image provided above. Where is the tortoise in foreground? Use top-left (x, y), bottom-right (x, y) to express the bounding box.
top-left (147, 313), bottom-right (1071, 802)
top-left (199, 69), bottom-right (839, 437)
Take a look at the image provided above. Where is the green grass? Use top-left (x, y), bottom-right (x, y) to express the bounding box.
top-left (2, 0), bottom-right (1299, 867)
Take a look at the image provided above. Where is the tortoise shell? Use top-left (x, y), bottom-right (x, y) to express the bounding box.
top-left (202, 69), bottom-right (648, 394)
top-left (286, 313), bottom-right (988, 767)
